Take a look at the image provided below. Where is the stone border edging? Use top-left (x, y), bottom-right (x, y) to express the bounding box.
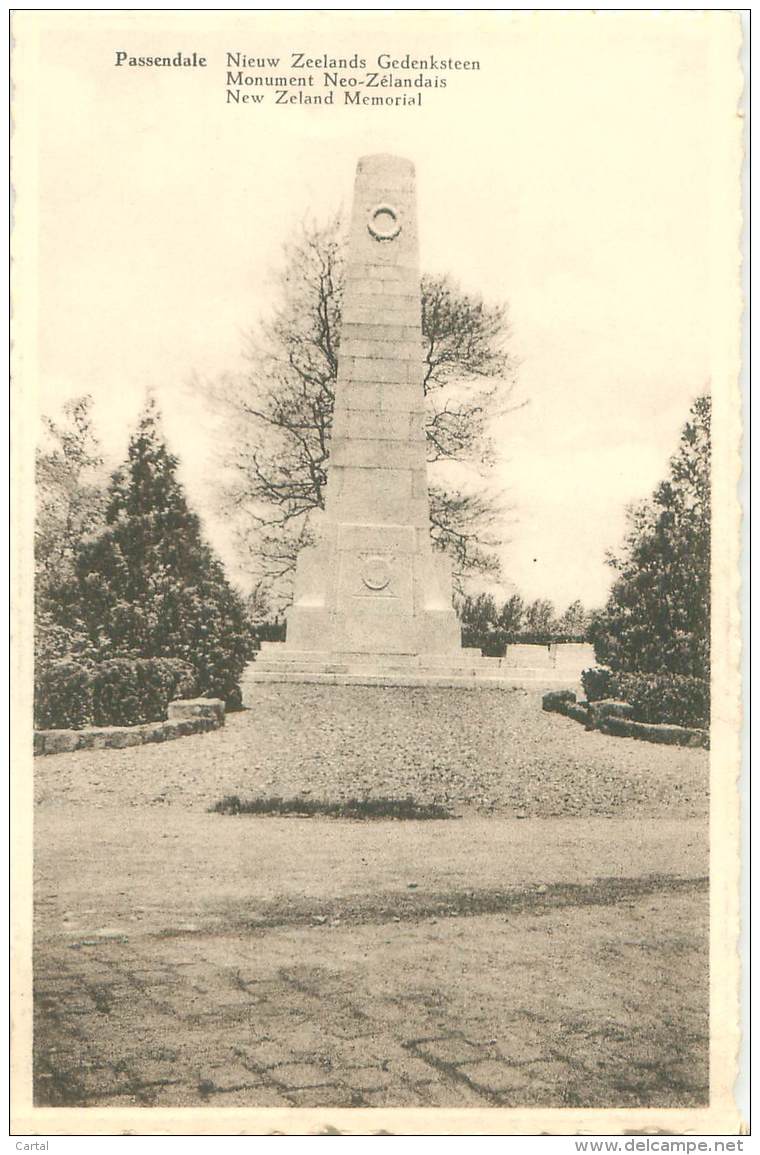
top-left (541, 691), bottom-right (708, 749)
top-left (34, 698), bottom-right (225, 756)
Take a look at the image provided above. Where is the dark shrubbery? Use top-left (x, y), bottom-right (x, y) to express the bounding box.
top-left (541, 689), bottom-right (577, 712)
top-left (458, 592), bottom-right (592, 656)
top-left (581, 668), bottom-right (708, 729)
top-left (50, 400), bottom-right (250, 709)
top-left (90, 658), bottom-right (197, 727)
top-left (463, 628), bottom-right (508, 657)
top-left (250, 619), bottom-right (287, 649)
top-left (582, 398), bottom-right (711, 733)
top-left (211, 795), bottom-right (454, 821)
top-left (591, 399), bottom-right (710, 664)
top-left (34, 657), bottom-right (197, 730)
top-left (618, 672), bottom-right (709, 730)
top-left (34, 658), bottom-right (94, 731)
top-left (581, 667), bottom-right (619, 703)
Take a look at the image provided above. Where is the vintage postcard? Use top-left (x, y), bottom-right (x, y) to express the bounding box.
top-left (11, 9), bottom-right (746, 1139)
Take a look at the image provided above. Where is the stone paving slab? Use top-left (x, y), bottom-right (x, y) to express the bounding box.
top-left (33, 883), bottom-right (708, 1110)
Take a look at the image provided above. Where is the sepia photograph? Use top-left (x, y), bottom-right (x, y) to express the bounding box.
top-left (11, 9), bottom-right (745, 1138)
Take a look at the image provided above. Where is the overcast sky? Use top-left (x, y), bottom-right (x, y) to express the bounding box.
top-left (22, 10), bottom-right (737, 610)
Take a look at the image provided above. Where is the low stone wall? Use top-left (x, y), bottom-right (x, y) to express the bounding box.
top-left (551, 642), bottom-right (596, 669)
top-left (541, 691), bottom-right (708, 749)
top-left (504, 644), bottom-right (556, 669)
top-left (499, 642), bottom-right (594, 676)
top-left (34, 698), bottom-right (225, 757)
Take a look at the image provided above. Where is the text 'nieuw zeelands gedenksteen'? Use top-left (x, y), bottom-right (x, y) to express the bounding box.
top-left (113, 50), bottom-right (482, 107)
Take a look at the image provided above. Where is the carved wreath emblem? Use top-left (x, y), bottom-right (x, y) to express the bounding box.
top-left (367, 204), bottom-right (401, 242)
top-left (361, 555), bottom-right (392, 591)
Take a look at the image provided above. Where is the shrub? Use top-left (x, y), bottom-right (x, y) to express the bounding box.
top-left (597, 715), bottom-right (709, 747)
top-left (587, 699), bottom-right (635, 721)
top-left (581, 667), bottom-right (618, 702)
top-left (58, 400), bottom-right (249, 710)
top-left (480, 630), bottom-right (508, 658)
top-left (542, 690), bottom-right (577, 712)
top-left (90, 658), bottom-right (197, 727)
top-left (252, 619), bottom-right (287, 647)
top-left (581, 667), bottom-right (708, 729)
top-left (617, 672), bottom-right (709, 730)
top-left (34, 657), bottom-right (198, 730)
top-left (590, 397), bottom-right (710, 680)
top-left (211, 795), bottom-right (454, 821)
top-left (34, 658), bottom-right (94, 730)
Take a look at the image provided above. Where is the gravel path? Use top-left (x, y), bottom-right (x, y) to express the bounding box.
top-left (35, 685), bottom-right (708, 818)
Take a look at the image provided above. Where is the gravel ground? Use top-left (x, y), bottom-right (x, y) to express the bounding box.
top-left (32, 683), bottom-right (709, 1115)
top-left (35, 685), bottom-right (708, 818)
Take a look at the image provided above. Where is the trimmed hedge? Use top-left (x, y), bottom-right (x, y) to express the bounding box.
top-left (34, 657), bottom-right (198, 730)
top-left (597, 714), bottom-right (708, 748)
top-left (462, 629), bottom-right (586, 657)
top-left (581, 668), bottom-right (709, 729)
top-left (541, 689), bottom-right (577, 711)
top-left (542, 689), bottom-right (708, 747)
top-left (34, 658), bottom-right (93, 732)
top-left (587, 699), bottom-right (635, 723)
top-left (580, 667), bottom-right (618, 703)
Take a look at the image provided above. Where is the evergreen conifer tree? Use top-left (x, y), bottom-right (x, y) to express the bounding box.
top-left (69, 399), bottom-right (249, 705)
top-left (590, 394), bottom-right (710, 678)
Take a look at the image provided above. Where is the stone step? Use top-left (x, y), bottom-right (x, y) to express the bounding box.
top-left (253, 648), bottom-right (559, 671)
top-left (252, 662), bottom-right (502, 678)
top-left (256, 648), bottom-right (489, 664)
top-left (257, 645), bottom-right (322, 658)
top-left (250, 652), bottom-right (502, 670)
top-left (242, 669), bottom-right (581, 693)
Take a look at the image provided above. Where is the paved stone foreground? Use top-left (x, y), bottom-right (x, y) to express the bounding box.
top-left (34, 879), bottom-right (708, 1110)
top-left (32, 687), bottom-right (709, 1113)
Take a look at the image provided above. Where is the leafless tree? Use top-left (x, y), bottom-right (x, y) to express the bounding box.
top-left (203, 214), bottom-right (520, 609)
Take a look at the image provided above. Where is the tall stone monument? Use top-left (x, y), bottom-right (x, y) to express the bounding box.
top-left (246, 154), bottom-right (587, 689)
top-left (252, 155), bottom-right (491, 682)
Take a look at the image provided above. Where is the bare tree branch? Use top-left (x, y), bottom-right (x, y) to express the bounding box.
top-left (196, 214), bottom-right (520, 606)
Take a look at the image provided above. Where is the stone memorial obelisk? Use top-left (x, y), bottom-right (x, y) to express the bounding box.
top-left (247, 155), bottom-right (586, 689)
top-left (252, 154), bottom-right (487, 681)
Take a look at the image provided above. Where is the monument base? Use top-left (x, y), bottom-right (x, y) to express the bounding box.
top-left (241, 645), bottom-right (584, 695)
